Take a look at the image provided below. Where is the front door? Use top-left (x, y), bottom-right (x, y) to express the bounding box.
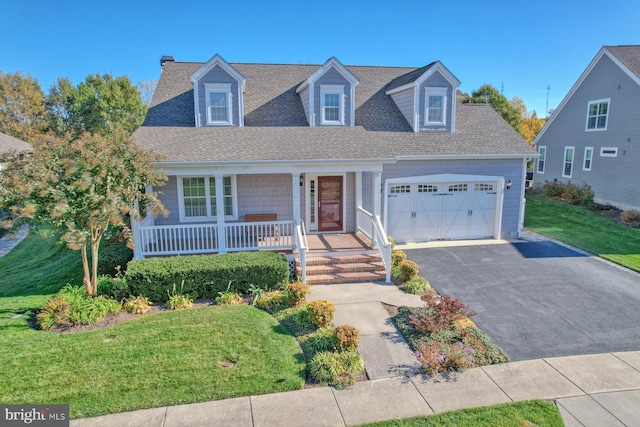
top-left (318, 176), bottom-right (343, 232)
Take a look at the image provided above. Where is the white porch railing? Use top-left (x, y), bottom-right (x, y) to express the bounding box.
top-left (294, 220), bottom-right (308, 282)
top-left (358, 207), bottom-right (391, 283)
top-left (356, 207), bottom-right (373, 239)
top-left (136, 220), bottom-right (294, 257)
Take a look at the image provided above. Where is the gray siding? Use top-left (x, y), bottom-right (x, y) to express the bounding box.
top-left (196, 65), bottom-right (241, 127)
top-left (362, 159), bottom-right (524, 237)
top-left (314, 68), bottom-right (352, 126)
top-left (236, 174), bottom-right (293, 220)
top-left (418, 71), bottom-right (453, 132)
top-left (535, 54), bottom-right (640, 210)
top-left (155, 176), bottom-right (179, 225)
top-left (390, 88), bottom-right (415, 130)
top-left (299, 86), bottom-right (310, 125)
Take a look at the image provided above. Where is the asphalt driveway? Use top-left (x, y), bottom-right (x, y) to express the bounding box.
top-left (403, 237), bottom-right (640, 361)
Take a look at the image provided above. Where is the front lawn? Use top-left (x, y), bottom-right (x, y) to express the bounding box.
top-left (359, 400), bottom-right (563, 426)
top-left (0, 228), bottom-right (305, 419)
top-left (525, 195), bottom-right (640, 272)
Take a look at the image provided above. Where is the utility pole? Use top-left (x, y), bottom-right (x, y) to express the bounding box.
top-left (545, 85), bottom-right (550, 118)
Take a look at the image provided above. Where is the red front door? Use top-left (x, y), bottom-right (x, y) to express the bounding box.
top-left (318, 176), bottom-right (343, 232)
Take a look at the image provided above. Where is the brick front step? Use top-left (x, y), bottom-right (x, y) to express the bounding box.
top-left (296, 253), bottom-right (386, 285)
top-left (304, 271), bottom-right (387, 285)
top-left (296, 254), bottom-right (382, 266)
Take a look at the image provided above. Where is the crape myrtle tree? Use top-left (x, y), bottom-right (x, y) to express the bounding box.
top-left (0, 130), bottom-right (167, 295)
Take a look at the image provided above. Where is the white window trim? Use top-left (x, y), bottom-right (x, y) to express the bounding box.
top-left (583, 147), bottom-right (593, 171)
top-left (585, 98), bottom-right (610, 131)
top-left (177, 175), bottom-right (238, 222)
top-left (424, 87), bottom-right (448, 126)
top-left (600, 147), bottom-right (618, 157)
top-left (320, 85), bottom-right (345, 125)
top-left (563, 146), bottom-right (575, 178)
top-left (537, 146), bottom-right (546, 174)
top-left (205, 83), bottom-right (233, 126)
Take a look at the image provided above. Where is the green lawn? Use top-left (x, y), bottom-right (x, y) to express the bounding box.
top-left (525, 195), bottom-right (640, 272)
top-left (360, 400), bottom-right (563, 426)
top-left (0, 228), bottom-right (305, 419)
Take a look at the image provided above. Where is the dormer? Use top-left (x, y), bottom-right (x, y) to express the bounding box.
top-left (296, 57), bottom-right (359, 127)
top-left (190, 54), bottom-right (246, 127)
top-left (385, 61), bottom-right (461, 133)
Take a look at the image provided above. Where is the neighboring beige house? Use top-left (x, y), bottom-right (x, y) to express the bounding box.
top-left (0, 132), bottom-right (32, 173)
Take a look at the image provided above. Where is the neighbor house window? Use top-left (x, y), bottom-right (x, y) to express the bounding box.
top-left (178, 175), bottom-right (237, 221)
top-left (586, 99), bottom-right (609, 131)
top-left (563, 147), bottom-right (574, 178)
top-left (537, 146), bottom-right (546, 173)
top-left (320, 85), bottom-right (344, 125)
top-left (600, 147), bottom-right (618, 157)
top-left (583, 147), bottom-right (593, 171)
top-left (205, 83), bottom-right (232, 125)
top-left (424, 87), bottom-right (447, 126)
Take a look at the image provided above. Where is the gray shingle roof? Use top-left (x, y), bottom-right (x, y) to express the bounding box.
top-left (137, 60), bottom-right (534, 162)
top-left (605, 45), bottom-right (640, 80)
top-left (0, 132), bottom-right (32, 156)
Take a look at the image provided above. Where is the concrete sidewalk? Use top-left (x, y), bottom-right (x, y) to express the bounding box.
top-left (0, 224), bottom-right (28, 258)
top-left (71, 351), bottom-right (640, 426)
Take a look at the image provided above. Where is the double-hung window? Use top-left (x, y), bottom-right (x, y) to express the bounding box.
top-left (424, 87), bottom-right (447, 126)
top-left (586, 99), bottom-right (609, 131)
top-left (320, 85), bottom-right (344, 125)
top-left (583, 147), bottom-right (593, 171)
top-left (563, 147), bottom-right (574, 178)
top-left (205, 83), bottom-right (232, 125)
top-left (179, 176), bottom-right (237, 221)
top-left (537, 146), bottom-right (546, 173)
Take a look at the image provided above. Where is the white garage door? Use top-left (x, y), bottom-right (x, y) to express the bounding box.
top-left (387, 180), bottom-right (499, 242)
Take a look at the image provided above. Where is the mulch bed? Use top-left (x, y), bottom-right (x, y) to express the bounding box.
top-left (597, 208), bottom-right (640, 228)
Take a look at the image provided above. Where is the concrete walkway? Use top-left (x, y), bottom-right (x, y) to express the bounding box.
top-left (70, 282), bottom-right (640, 426)
top-left (0, 224), bottom-right (28, 258)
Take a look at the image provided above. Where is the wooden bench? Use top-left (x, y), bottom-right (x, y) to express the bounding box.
top-left (245, 213), bottom-right (279, 241)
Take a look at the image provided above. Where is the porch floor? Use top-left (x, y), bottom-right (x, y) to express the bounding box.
top-left (305, 232), bottom-right (373, 254)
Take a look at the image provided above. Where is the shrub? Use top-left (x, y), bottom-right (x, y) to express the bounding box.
top-left (126, 251), bottom-right (289, 302)
top-left (299, 327), bottom-right (339, 357)
top-left (334, 324), bottom-right (360, 352)
top-left (387, 235), bottom-right (396, 250)
top-left (215, 291), bottom-right (244, 305)
top-left (97, 275), bottom-right (130, 300)
top-left (414, 341), bottom-right (475, 376)
top-left (123, 296), bottom-right (152, 314)
top-left (409, 294), bottom-right (476, 335)
top-left (459, 327), bottom-right (509, 366)
top-left (391, 250), bottom-right (406, 269)
top-left (166, 283), bottom-right (194, 310)
top-left (97, 242), bottom-right (133, 277)
top-left (403, 277), bottom-right (431, 295)
top-left (254, 290), bottom-right (288, 313)
top-left (285, 282), bottom-right (309, 307)
top-left (543, 180), bottom-right (564, 198)
top-left (621, 209), bottom-right (640, 223)
top-left (398, 260), bottom-right (419, 282)
top-left (307, 300), bottom-right (335, 328)
top-left (37, 285), bottom-right (121, 330)
top-left (309, 351), bottom-right (364, 389)
top-left (273, 304), bottom-right (315, 337)
top-left (562, 183), bottom-right (594, 205)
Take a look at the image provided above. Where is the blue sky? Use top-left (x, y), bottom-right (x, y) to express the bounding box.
top-left (1, 0), bottom-right (638, 116)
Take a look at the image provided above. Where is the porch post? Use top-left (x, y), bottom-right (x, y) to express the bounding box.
top-left (291, 173), bottom-right (301, 226)
top-left (355, 172), bottom-right (362, 231)
top-left (214, 174), bottom-right (227, 254)
top-left (372, 172), bottom-right (382, 220)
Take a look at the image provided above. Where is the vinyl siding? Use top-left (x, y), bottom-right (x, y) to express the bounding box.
top-left (299, 86), bottom-right (310, 125)
top-left (154, 176), bottom-right (180, 225)
top-left (534, 54), bottom-right (640, 210)
top-left (418, 71), bottom-right (453, 132)
top-left (390, 88), bottom-right (415, 131)
top-left (196, 65), bottom-right (241, 127)
top-left (236, 174), bottom-right (293, 220)
top-left (314, 68), bottom-right (352, 126)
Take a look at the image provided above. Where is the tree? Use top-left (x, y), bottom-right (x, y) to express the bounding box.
top-left (0, 71), bottom-right (45, 142)
top-left (0, 130), bottom-right (167, 295)
top-left (48, 73), bottom-right (147, 138)
top-left (510, 97), bottom-right (546, 147)
top-left (464, 84), bottom-right (521, 133)
top-left (137, 79), bottom-right (158, 107)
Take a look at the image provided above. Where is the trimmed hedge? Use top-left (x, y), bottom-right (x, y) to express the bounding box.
top-left (97, 242), bottom-right (134, 277)
top-left (125, 251), bottom-right (289, 302)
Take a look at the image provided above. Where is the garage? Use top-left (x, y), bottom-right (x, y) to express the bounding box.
top-left (384, 174), bottom-right (504, 242)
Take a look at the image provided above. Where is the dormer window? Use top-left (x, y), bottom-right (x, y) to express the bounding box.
top-left (205, 83), bottom-right (232, 125)
top-left (320, 85), bottom-right (344, 125)
top-left (424, 87), bottom-right (447, 126)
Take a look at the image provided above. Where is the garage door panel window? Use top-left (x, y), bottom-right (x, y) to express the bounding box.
top-left (418, 184), bottom-right (438, 193)
top-left (390, 185), bottom-right (411, 194)
top-left (475, 183), bottom-right (494, 192)
top-left (448, 184), bottom-right (468, 192)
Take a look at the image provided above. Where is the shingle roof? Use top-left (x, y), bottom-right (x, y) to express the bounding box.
top-left (137, 60), bottom-right (534, 162)
top-left (0, 132), bottom-right (32, 156)
top-left (605, 45), bottom-right (640, 80)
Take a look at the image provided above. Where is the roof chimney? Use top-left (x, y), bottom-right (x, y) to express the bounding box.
top-left (160, 56), bottom-right (175, 67)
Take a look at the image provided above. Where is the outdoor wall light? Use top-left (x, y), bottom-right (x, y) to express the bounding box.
top-left (506, 180), bottom-right (512, 190)
top-left (300, 175), bottom-right (304, 186)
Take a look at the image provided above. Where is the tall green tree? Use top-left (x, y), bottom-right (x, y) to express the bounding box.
top-left (0, 71), bottom-right (45, 142)
top-left (510, 97), bottom-right (546, 147)
top-left (0, 131), bottom-right (166, 295)
top-left (464, 84), bottom-right (521, 133)
top-left (47, 73), bottom-right (147, 138)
